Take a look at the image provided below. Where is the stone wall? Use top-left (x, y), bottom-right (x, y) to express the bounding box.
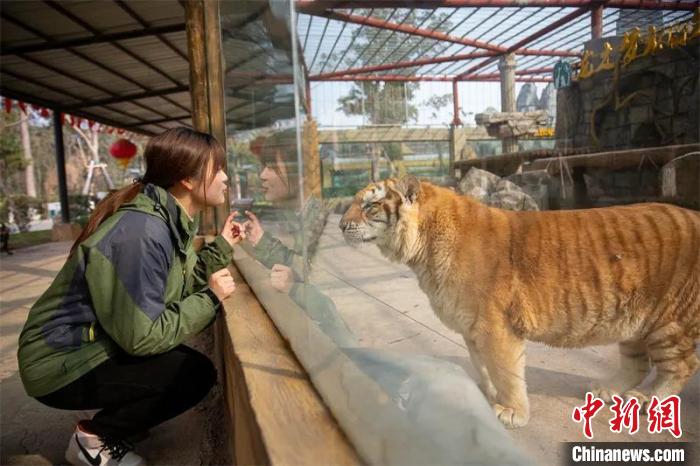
top-left (555, 38), bottom-right (699, 150)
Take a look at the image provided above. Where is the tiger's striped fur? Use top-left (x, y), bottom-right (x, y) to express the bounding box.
top-left (339, 177), bottom-right (700, 428)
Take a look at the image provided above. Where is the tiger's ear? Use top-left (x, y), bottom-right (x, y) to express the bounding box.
top-left (395, 176), bottom-right (421, 205)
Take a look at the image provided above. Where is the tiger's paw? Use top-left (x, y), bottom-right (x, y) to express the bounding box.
top-left (493, 403), bottom-right (530, 429)
top-left (589, 381), bottom-right (621, 402)
top-left (623, 389), bottom-right (651, 413)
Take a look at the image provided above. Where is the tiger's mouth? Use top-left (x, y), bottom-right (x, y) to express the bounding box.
top-left (342, 229), bottom-right (377, 245)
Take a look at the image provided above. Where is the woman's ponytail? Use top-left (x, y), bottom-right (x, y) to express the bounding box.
top-left (68, 127), bottom-right (225, 256)
top-left (69, 181), bottom-right (144, 255)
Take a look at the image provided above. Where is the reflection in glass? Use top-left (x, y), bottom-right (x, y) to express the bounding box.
top-left (221, 2), bottom-right (529, 465)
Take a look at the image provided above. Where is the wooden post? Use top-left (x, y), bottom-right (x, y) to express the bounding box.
top-left (185, 0), bottom-right (229, 234)
top-left (303, 118), bottom-right (322, 199)
top-left (52, 110), bottom-right (70, 224)
top-left (591, 4), bottom-right (603, 40)
top-left (186, 0), bottom-right (208, 133)
top-left (451, 80), bottom-right (461, 126)
top-left (499, 53), bottom-right (518, 154)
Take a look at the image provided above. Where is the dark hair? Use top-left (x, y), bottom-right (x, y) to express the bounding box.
top-left (70, 127), bottom-right (225, 255)
top-left (253, 129), bottom-right (298, 195)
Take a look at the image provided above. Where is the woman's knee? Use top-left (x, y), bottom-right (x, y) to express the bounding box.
top-left (176, 346), bottom-right (217, 395)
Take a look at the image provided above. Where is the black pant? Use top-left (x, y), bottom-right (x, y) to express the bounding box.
top-left (37, 345), bottom-right (217, 440)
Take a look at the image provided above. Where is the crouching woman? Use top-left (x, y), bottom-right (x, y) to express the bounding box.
top-left (17, 128), bottom-right (245, 466)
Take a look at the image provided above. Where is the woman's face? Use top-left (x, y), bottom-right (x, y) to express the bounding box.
top-left (193, 164), bottom-right (229, 207)
top-left (260, 153), bottom-right (290, 202)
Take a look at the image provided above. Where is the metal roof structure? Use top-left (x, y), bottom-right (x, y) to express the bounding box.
top-left (1, 1), bottom-right (696, 134)
top-left (297, 0), bottom-right (697, 83)
top-left (0, 0), bottom-right (192, 136)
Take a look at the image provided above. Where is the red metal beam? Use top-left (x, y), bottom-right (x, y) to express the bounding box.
top-left (312, 51), bottom-right (495, 79)
top-left (297, 0), bottom-right (699, 12)
top-left (516, 66), bottom-right (554, 75)
top-left (323, 10), bottom-right (506, 52)
top-left (319, 10), bottom-right (581, 56)
top-left (463, 67), bottom-right (554, 79)
top-left (312, 49), bottom-right (575, 80)
top-left (455, 6), bottom-right (590, 80)
top-left (311, 74), bottom-right (552, 82)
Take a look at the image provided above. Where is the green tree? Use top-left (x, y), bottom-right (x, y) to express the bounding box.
top-left (1, 111), bottom-right (26, 190)
top-left (422, 93), bottom-right (453, 172)
top-left (333, 9), bottom-right (453, 180)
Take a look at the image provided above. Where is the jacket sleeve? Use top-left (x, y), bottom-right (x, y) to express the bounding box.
top-left (84, 219), bottom-right (218, 356)
top-left (250, 230), bottom-right (302, 270)
top-left (187, 235), bottom-right (234, 294)
top-left (247, 198), bottom-right (328, 274)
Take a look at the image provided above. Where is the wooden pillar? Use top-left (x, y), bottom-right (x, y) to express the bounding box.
top-left (52, 110), bottom-right (70, 224)
top-left (303, 118), bottom-right (322, 199)
top-left (305, 78), bottom-right (312, 117)
top-left (498, 53), bottom-right (518, 154)
top-left (451, 80), bottom-right (462, 126)
top-left (591, 4), bottom-right (603, 40)
top-left (186, 0), bottom-right (228, 234)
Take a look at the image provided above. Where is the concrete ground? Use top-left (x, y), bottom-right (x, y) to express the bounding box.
top-left (309, 214), bottom-right (699, 466)
top-left (4, 228), bottom-right (697, 466)
top-left (0, 242), bottom-right (228, 466)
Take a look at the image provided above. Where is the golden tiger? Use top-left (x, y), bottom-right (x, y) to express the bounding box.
top-left (339, 176), bottom-right (700, 428)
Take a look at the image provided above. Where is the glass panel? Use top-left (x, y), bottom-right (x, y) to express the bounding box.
top-left (221, 2), bottom-right (527, 465)
top-left (223, 3), bottom-right (698, 465)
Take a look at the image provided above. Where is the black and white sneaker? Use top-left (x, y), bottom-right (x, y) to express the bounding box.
top-left (65, 422), bottom-right (146, 466)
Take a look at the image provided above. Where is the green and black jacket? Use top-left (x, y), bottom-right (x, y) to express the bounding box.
top-left (17, 184), bottom-right (233, 397)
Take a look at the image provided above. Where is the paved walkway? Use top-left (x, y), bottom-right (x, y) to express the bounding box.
top-left (0, 242), bottom-right (225, 466)
top-left (3, 233), bottom-right (697, 466)
top-left (310, 215), bottom-right (699, 466)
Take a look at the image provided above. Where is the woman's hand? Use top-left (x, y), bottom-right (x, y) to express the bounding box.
top-left (221, 211), bottom-right (246, 247)
top-left (209, 267), bottom-right (236, 301)
top-left (243, 210), bottom-right (264, 246)
top-left (270, 264), bottom-right (294, 294)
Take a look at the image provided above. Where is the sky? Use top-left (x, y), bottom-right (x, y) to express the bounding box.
top-left (310, 80), bottom-right (533, 128)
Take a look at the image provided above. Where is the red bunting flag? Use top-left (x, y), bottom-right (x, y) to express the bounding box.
top-left (40, 108), bottom-right (51, 118)
top-left (88, 120), bottom-right (96, 129)
top-left (18, 101), bottom-right (27, 114)
top-left (3, 98), bottom-right (12, 113)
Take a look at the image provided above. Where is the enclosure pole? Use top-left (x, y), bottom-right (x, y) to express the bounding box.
top-left (452, 80), bottom-right (462, 126)
top-left (499, 53), bottom-right (518, 154)
top-left (305, 78), bottom-right (312, 117)
top-left (591, 3), bottom-right (603, 39)
top-left (186, 0), bottom-right (228, 233)
top-left (52, 110), bottom-right (70, 223)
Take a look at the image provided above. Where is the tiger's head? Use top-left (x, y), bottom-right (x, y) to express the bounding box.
top-left (339, 176), bottom-right (423, 260)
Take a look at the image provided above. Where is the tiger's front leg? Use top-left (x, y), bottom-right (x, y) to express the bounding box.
top-left (472, 318), bottom-right (530, 428)
top-left (465, 337), bottom-right (498, 404)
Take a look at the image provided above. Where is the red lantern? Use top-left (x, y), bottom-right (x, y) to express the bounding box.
top-left (109, 138), bottom-right (138, 169)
